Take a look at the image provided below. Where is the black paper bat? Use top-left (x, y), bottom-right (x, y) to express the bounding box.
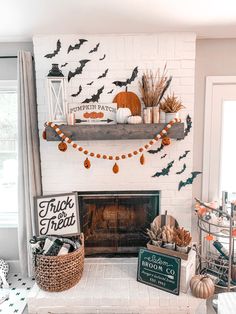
top-left (97, 69), bottom-right (108, 79)
top-left (152, 161), bottom-right (174, 178)
top-left (178, 171), bottom-right (202, 191)
top-left (89, 43), bottom-right (100, 53)
top-left (71, 85), bottom-right (82, 97)
top-left (87, 81), bottom-right (94, 86)
top-left (44, 39), bottom-right (61, 58)
top-left (99, 54), bottom-right (106, 61)
top-left (176, 163), bottom-right (187, 175)
top-left (148, 144), bottom-right (164, 155)
top-left (107, 89), bottom-right (114, 94)
top-left (178, 114), bottom-right (192, 141)
top-left (179, 150), bottom-right (190, 161)
top-left (68, 59), bottom-right (90, 82)
top-left (82, 86), bottom-right (104, 103)
top-left (161, 154), bottom-right (167, 159)
top-left (112, 66), bottom-right (138, 87)
top-left (61, 62), bottom-right (68, 68)
top-left (67, 39), bottom-right (87, 54)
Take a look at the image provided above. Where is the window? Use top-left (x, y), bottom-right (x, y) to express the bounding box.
top-left (0, 81), bottom-right (17, 227)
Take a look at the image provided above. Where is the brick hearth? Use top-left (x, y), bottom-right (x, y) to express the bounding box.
top-left (27, 258), bottom-right (205, 314)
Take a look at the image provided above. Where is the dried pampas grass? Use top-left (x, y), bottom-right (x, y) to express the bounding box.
top-left (139, 64), bottom-right (172, 107)
top-left (160, 93), bottom-right (185, 113)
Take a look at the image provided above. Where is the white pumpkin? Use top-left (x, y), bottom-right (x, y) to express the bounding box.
top-left (116, 108), bottom-right (132, 124)
top-left (127, 115), bottom-right (142, 124)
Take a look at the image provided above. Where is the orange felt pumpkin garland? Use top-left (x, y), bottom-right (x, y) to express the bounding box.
top-left (46, 118), bottom-right (181, 173)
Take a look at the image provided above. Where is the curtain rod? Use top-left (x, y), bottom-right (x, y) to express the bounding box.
top-left (0, 56), bottom-right (17, 59)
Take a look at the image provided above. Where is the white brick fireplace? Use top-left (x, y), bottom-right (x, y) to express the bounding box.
top-left (33, 33), bottom-right (196, 231)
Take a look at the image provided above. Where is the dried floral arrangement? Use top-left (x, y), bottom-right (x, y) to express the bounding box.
top-left (160, 93), bottom-right (185, 113)
top-left (161, 225), bottom-right (175, 243)
top-left (173, 227), bottom-right (192, 247)
top-left (146, 222), bottom-right (162, 244)
top-left (147, 224), bottom-right (175, 245)
top-left (139, 65), bottom-right (172, 107)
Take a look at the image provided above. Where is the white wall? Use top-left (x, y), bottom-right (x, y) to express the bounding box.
top-left (33, 33), bottom-right (196, 231)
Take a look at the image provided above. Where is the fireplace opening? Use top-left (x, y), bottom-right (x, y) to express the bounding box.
top-left (77, 191), bottom-right (160, 256)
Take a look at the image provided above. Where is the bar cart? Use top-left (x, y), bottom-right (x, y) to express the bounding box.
top-left (196, 198), bottom-right (236, 291)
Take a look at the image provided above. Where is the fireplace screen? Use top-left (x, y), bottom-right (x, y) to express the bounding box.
top-left (77, 191), bottom-right (160, 256)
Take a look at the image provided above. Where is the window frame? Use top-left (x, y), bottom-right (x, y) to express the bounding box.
top-left (202, 76), bottom-right (236, 202)
top-left (0, 80), bottom-right (18, 228)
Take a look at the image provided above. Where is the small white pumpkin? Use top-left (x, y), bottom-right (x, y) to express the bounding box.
top-left (116, 108), bottom-right (132, 124)
top-left (127, 115), bottom-right (142, 124)
top-left (190, 275), bottom-right (215, 299)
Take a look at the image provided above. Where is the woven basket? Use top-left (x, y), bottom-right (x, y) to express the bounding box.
top-left (34, 234), bottom-right (84, 292)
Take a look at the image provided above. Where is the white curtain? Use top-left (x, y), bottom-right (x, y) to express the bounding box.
top-left (17, 51), bottom-right (42, 276)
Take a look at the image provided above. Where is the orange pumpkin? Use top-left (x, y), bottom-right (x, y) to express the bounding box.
top-left (58, 141), bottom-right (67, 152)
top-left (190, 275), bottom-right (215, 299)
top-left (113, 91), bottom-right (141, 115)
top-left (162, 137), bottom-right (171, 146)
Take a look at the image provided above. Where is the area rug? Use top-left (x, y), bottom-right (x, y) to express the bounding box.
top-left (0, 273), bottom-right (34, 314)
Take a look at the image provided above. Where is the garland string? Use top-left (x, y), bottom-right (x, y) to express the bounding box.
top-left (46, 118), bottom-right (181, 173)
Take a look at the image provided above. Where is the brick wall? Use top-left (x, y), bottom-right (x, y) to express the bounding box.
top-left (33, 33), bottom-right (196, 230)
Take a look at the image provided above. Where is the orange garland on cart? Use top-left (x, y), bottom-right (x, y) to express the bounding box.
top-left (44, 118), bottom-right (181, 173)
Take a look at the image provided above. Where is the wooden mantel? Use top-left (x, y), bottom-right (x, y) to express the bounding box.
top-left (45, 123), bottom-right (184, 141)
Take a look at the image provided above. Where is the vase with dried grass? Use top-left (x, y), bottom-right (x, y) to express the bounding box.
top-left (139, 65), bottom-right (172, 123)
top-left (159, 93), bottom-right (185, 123)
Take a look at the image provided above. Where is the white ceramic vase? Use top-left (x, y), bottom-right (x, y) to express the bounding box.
top-left (165, 112), bottom-right (179, 123)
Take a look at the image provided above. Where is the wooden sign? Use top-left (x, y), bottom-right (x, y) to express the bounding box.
top-left (68, 103), bottom-right (117, 124)
top-left (34, 193), bottom-right (80, 236)
top-left (137, 248), bottom-right (181, 295)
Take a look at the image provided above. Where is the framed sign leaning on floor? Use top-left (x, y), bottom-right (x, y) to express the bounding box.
top-left (34, 192), bottom-right (80, 236)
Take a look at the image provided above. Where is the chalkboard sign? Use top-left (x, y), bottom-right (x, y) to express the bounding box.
top-left (137, 248), bottom-right (181, 295)
top-left (35, 193), bottom-right (80, 236)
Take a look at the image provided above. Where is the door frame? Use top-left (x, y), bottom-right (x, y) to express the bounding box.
top-left (202, 76), bottom-right (236, 201)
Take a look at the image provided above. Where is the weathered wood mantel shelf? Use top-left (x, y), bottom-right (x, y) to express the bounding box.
top-left (45, 123), bottom-right (184, 141)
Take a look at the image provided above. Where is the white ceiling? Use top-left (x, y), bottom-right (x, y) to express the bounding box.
top-left (1, 0), bottom-right (236, 41)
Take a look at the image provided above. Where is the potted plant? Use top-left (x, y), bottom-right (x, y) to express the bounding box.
top-left (139, 65), bottom-right (172, 123)
top-left (161, 225), bottom-right (175, 250)
top-left (159, 93), bottom-right (185, 123)
top-left (173, 227), bottom-right (192, 253)
top-left (146, 222), bottom-right (162, 247)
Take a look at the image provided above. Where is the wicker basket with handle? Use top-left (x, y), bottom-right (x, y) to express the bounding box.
top-left (34, 233), bottom-right (84, 292)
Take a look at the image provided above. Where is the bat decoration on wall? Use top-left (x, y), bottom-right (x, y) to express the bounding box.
top-left (161, 154), bottom-right (167, 159)
top-left (97, 69), bottom-right (108, 79)
top-left (152, 160), bottom-right (174, 178)
top-left (148, 144), bottom-right (164, 154)
top-left (71, 85), bottom-right (82, 97)
top-left (176, 163), bottom-right (187, 175)
top-left (178, 114), bottom-right (192, 141)
top-left (61, 62), bottom-right (68, 68)
top-left (179, 150), bottom-right (190, 161)
top-left (89, 43), bottom-right (100, 53)
top-left (107, 89), bottom-right (114, 94)
top-left (99, 54), bottom-right (106, 61)
top-left (112, 66), bottom-right (138, 87)
top-left (67, 39), bottom-right (87, 54)
top-left (82, 86), bottom-right (104, 103)
top-left (44, 39), bottom-right (61, 58)
top-left (87, 81), bottom-right (94, 86)
top-left (68, 59), bottom-right (90, 82)
top-left (178, 171), bottom-right (202, 191)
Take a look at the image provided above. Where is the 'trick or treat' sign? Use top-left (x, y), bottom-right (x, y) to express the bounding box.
top-left (137, 248), bottom-right (181, 295)
top-left (35, 193), bottom-right (80, 236)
